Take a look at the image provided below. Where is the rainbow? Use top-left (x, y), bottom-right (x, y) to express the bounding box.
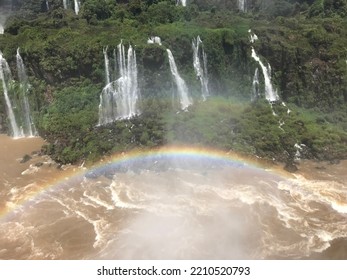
top-left (0, 145), bottom-right (291, 220)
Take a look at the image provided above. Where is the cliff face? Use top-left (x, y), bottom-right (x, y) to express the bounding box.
top-left (253, 17), bottom-right (347, 110)
top-left (0, 0), bottom-right (346, 164)
top-left (0, 0), bottom-right (12, 28)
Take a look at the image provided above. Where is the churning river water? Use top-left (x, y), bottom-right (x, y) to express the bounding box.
top-left (0, 134), bottom-right (346, 259)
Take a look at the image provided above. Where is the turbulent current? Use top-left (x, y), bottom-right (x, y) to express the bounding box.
top-left (0, 135), bottom-right (346, 260)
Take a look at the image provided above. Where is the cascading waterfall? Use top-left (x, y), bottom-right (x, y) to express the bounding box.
top-left (249, 31), bottom-right (291, 114)
top-left (0, 25), bottom-right (4, 34)
top-left (192, 36), bottom-right (209, 101)
top-left (74, 0), bottom-right (80, 15)
top-left (294, 143), bottom-right (306, 162)
top-left (63, 0), bottom-right (80, 14)
top-left (60, 0), bottom-right (82, 15)
top-left (249, 30), bottom-right (258, 43)
top-left (103, 47), bottom-right (111, 85)
top-left (249, 30), bottom-right (278, 102)
top-left (251, 68), bottom-right (259, 101)
top-left (98, 42), bottom-right (139, 125)
top-left (147, 36), bottom-right (162, 46)
top-left (112, 48), bottom-right (118, 81)
top-left (166, 49), bottom-right (192, 110)
top-left (249, 30), bottom-right (291, 133)
top-left (283, 101), bottom-right (291, 114)
top-left (0, 51), bottom-right (22, 138)
top-left (16, 48), bottom-right (37, 137)
top-left (46, 0), bottom-right (49, 10)
top-left (238, 0), bottom-right (246, 12)
top-left (251, 48), bottom-right (279, 102)
top-left (176, 0), bottom-right (187, 7)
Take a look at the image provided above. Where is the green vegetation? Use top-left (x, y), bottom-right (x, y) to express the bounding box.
top-left (165, 98), bottom-right (347, 162)
top-left (0, 0), bottom-right (346, 168)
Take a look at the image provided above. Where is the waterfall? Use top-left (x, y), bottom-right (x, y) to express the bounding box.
top-left (251, 48), bottom-right (279, 102)
top-left (166, 49), bottom-right (192, 110)
top-left (249, 30), bottom-right (291, 133)
top-left (0, 25), bottom-right (4, 35)
top-left (192, 36), bottom-right (209, 101)
top-left (238, 0), bottom-right (246, 12)
top-left (16, 48), bottom-right (37, 137)
top-left (63, 0), bottom-right (68, 9)
top-left (46, 0), bottom-right (49, 11)
top-left (249, 29), bottom-right (278, 102)
top-left (112, 48), bottom-right (118, 81)
top-left (98, 42), bottom-right (139, 125)
top-left (252, 68), bottom-right (259, 101)
top-left (0, 51), bottom-right (22, 138)
top-left (147, 36), bottom-right (162, 46)
top-left (103, 47), bottom-right (111, 85)
top-left (248, 30), bottom-right (258, 43)
top-left (283, 102), bottom-right (291, 114)
top-left (176, 0), bottom-right (187, 7)
top-left (116, 43), bottom-right (139, 118)
top-left (74, 0), bottom-right (80, 15)
top-left (294, 143), bottom-right (306, 162)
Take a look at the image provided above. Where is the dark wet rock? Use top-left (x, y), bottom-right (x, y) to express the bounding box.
top-left (31, 150), bottom-right (40, 156)
top-left (284, 162), bottom-right (298, 173)
top-left (112, 164), bottom-right (129, 173)
top-left (329, 159), bottom-right (340, 165)
top-left (103, 169), bottom-right (116, 179)
top-left (20, 154), bottom-right (32, 163)
top-left (84, 169), bottom-right (102, 179)
top-left (315, 166), bottom-right (326, 170)
top-left (304, 237), bottom-right (347, 260)
top-left (34, 162), bottom-right (44, 167)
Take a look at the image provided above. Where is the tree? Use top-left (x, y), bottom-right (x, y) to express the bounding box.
top-left (80, 0), bottom-right (113, 22)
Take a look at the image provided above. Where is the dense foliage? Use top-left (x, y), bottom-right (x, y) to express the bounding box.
top-left (0, 0), bottom-right (346, 168)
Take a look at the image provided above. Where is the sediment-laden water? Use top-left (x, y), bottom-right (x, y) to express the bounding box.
top-left (0, 135), bottom-right (346, 259)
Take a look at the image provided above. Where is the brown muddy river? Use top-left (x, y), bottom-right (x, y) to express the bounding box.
top-left (0, 134), bottom-right (346, 259)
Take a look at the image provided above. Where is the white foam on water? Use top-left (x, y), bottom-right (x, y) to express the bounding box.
top-left (82, 191), bottom-right (114, 210)
top-left (109, 181), bottom-right (144, 210)
top-left (278, 177), bottom-right (347, 214)
top-left (2, 153), bottom-right (347, 260)
top-left (330, 201), bottom-right (347, 214)
top-left (21, 164), bottom-right (40, 175)
top-left (316, 230), bottom-right (334, 243)
top-left (74, 210), bottom-right (109, 248)
top-left (48, 196), bottom-right (74, 216)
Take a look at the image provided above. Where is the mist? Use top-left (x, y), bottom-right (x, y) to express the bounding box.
top-left (90, 158), bottom-right (266, 260)
top-left (0, 0), bottom-right (13, 33)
